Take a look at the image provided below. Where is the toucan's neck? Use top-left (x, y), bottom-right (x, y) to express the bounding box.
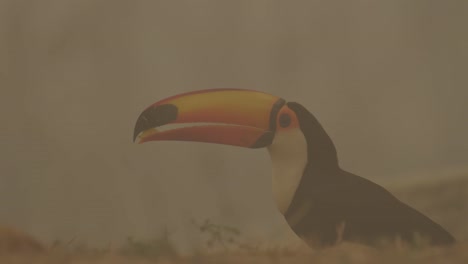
top-left (267, 129), bottom-right (308, 214)
top-left (268, 103), bottom-right (340, 215)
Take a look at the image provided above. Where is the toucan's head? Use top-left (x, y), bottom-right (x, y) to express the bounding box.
top-left (133, 88), bottom-right (337, 168)
top-left (134, 88), bottom-right (338, 214)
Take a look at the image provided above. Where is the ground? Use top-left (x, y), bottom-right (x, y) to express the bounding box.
top-left (0, 175), bottom-right (466, 264)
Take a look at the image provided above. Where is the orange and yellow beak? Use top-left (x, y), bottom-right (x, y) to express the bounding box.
top-left (133, 88), bottom-right (285, 148)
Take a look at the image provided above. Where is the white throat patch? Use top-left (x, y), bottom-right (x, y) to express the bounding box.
top-left (267, 128), bottom-right (308, 214)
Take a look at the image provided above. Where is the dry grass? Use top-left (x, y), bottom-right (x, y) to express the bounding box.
top-left (0, 243), bottom-right (467, 264)
top-left (0, 175), bottom-right (466, 264)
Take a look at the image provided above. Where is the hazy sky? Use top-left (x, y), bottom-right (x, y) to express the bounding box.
top-left (1, 0), bottom-right (467, 252)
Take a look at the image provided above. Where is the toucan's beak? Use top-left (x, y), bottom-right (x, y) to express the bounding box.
top-left (133, 89), bottom-right (285, 148)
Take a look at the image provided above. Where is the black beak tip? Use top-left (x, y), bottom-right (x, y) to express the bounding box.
top-left (133, 104), bottom-right (178, 143)
top-left (133, 113), bottom-right (149, 142)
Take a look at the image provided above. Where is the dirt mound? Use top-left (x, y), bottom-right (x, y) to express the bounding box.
top-left (0, 225), bottom-right (45, 254)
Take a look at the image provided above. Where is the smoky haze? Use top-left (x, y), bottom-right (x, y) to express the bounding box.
top-left (1, 0), bottom-right (467, 253)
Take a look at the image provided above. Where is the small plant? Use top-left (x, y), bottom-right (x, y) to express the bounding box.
top-left (119, 228), bottom-right (177, 259)
top-left (191, 218), bottom-right (241, 250)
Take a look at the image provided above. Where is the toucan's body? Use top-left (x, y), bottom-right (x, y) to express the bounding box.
top-left (134, 88), bottom-right (455, 247)
top-left (286, 165), bottom-right (455, 246)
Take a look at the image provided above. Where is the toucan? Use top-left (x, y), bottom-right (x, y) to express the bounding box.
top-left (133, 88), bottom-right (455, 247)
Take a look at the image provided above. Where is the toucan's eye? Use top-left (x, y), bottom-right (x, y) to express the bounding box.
top-left (279, 113), bottom-right (291, 128)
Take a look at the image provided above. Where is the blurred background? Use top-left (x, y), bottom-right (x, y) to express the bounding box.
top-left (1, 0), bottom-right (467, 254)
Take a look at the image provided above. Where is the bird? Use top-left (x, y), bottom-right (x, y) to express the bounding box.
top-left (133, 88), bottom-right (456, 248)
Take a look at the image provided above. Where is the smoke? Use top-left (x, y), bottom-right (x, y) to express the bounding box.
top-left (1, 0), bottom-right (467, 250)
